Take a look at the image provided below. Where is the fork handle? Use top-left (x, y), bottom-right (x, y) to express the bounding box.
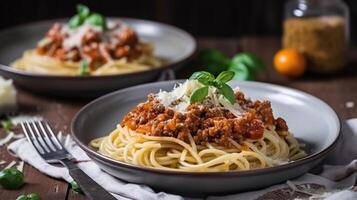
top-left (60, 159), bottom-right (117, 200)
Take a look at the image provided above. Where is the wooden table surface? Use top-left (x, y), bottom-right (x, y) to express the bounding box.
top-left (1, 37), bottom-right (357, 200)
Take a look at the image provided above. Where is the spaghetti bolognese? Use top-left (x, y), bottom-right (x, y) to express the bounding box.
top-left (12, 4), bottom-right (162, 76)
top-left (90, 71), bottom-right (306, 172)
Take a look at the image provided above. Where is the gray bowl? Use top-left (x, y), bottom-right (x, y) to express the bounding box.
top-left (71, 80), bottom-right (341, 196)
top-left (0, 18), bottom-right (196, 97)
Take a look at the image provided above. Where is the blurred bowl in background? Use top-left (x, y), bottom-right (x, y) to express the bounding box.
top-left (0, 18), bottom-right (196, 97)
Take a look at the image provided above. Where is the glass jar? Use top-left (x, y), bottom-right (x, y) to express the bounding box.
top-left (283, 0), bottom-right (349, 73)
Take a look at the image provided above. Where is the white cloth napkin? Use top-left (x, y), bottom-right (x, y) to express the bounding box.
top-left (7, 119), bottom-right (357, 200)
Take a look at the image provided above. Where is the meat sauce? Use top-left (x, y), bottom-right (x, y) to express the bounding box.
top-left (36, 23), bottom-right (147, 69)
top-left (121, 91), bottom-right (288, 147)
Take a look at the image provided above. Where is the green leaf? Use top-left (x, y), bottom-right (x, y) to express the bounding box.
top-left (215, 71), bottom-right (235, 83)
top-left (231, 53), bottom-right (265, 71)
top-left (189, 71), bottom-right (214, 85)
top-left (190, 86), bottom-right (209, 104)
top-left (0, 168), bottom-right (24, 189)
top-left (79, 59), bottom-right (90, 76)
top-left (1, 119), bottom-right (13, 132)
top-left (70, 181), bottom-right (83, 194)
top-left (16, 193), bottom-right (41, 200)
top-left (26, 193), bottom-right (41, 200)
top-left (85, 13), bottom-right (107, 30)
top-left (228, 62), bottom-right (251, 80)
top-left (217, 83), bottom-right (236, 104)
top-left (211, 80), bottom-right (223, 89)
top-left (68, 14), bottom-right (83, 29)
top-left (198, 49), bottom-right (230, 76)
top-left (16, 195), bottom-right (27, 200)
top-left (77, 4), bottom-right (90, 19)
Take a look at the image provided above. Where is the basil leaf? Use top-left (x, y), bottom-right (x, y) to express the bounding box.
top-left (0, 168), bottom-right (24, 189)
top-left (198, 49), bottom-right (230, 76)
top-left (68, 14), bottom-right (83, 29)
top-left (231, 53), bottom-right (265, 71)
top-left (79, 59), bottom-right (90, 76)
top-left (16, 193), bottom-right (41, 200)
top-left (1, 119), bottom-right (13, 132)
top-left (77, 4), bottom-right (90, 19)
top-left (85, 13), bottom-right (107, 30)
top-left (211, 80), bottom-right (223, 89)
top-left (189, 71), bottom-right (214, 85)
top-left (71, 181), bottom-right (83, 194)
top-left (190, 86), bottom-right (208, 104)
top-left (217, 83), bottom-right (236, 104)
top-left (215, 71), bottom-right (235, 83)
top-left (26, 193), bottom-right (41, 200)
top-left (228, 62), bottom-right (251, 80)
top-left (15, 195), bottom-right (27, 200)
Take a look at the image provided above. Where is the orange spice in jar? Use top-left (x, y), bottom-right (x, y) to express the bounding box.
top-left (283, 0), bottom-right (349, 73)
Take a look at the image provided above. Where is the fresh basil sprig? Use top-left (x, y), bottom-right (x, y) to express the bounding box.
top-left (189, 71), bottom-right (236, 104)
top-left (68, 4), bottom-right (107, 30)
top-left (198, 49), bottom-right (265, 80)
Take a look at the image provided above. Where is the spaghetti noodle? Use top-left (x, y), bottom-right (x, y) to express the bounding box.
top-left (91, 125), bottom-right (306, 172)
top-left (90, 74), bottom-right (307, 172)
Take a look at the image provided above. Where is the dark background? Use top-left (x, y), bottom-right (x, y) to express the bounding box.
top-left (0, 0), bottom-right (356, 46)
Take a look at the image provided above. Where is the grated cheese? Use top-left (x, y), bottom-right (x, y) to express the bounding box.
top-left (10, 115), bottom-right (43, 125)
top-left (156, 80), bottom-right (202, 112)
top-left (345, 101), bottom-right (354, 108)
top-left (16, 161), bottom-right (24, 172)
top-left (0, 132), bottom-right (15, 146)
top-left (57, 131), bottom-right (63, 142)
top-left (0, 115), bottom-right (40, 147)
top-left (0, 76), bottom-right (17, 110)
top-left (5, 160), bottom-right (16, 169)
top-left (62, 24), bottom-right (101, 50)
top-left (61, 21), bottom-right (129, 51)
top-left (64, 135), bottom-right (71, 147)
top-left (156, 80), bottom-right (243, 116)
top-left (12, 133), bottom-right (24, 139)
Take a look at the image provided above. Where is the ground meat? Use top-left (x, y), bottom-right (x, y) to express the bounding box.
top-left (36, 23), bottom-right (144, 66)
top-left (249, 100), bottom-right (275, 125)
top-left (275, 117), bottom-right (289, 132)
top-left (121, 92), bottom-right (288, 147)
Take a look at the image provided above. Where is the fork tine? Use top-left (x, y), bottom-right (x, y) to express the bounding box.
top-left (43, 121), bottom-right (63, 150)
top-left (21, 122), bottom-right (45, 154)
top-left (37, 121), bottom-right (57, 151)
top-left (29, 121), bottom-right (51, 153)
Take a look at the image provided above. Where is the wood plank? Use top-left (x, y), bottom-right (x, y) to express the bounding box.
top-left (290, 77), bottom-right (357, 120)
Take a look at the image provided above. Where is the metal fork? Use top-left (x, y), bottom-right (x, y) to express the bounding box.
top-left (20, 120), bottom-right (117, 200)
